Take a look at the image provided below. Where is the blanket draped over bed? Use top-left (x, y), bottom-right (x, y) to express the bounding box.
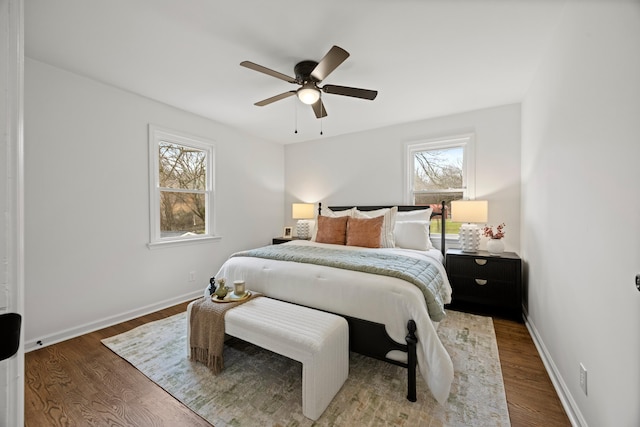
top-left (231, 244), bottom-right (449, 322)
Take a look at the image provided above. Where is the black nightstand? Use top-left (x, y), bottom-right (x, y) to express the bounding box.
top-left (445, 249), bottom-right (522, 321)
top-left (272, 237), bottom-right (308, 245)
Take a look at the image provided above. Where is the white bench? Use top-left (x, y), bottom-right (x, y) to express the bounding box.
top-left (188, 297), bottom-right (349, 421)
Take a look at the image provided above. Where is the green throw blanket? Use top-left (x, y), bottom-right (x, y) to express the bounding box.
top-left (231, 245), bottom-right (448, 321)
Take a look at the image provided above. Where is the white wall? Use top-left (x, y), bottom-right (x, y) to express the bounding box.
top-left (24, 59), bottom-right (284, 348)
top-left (521, 1), bottom-right (640, 426)
top-left (285, 104), bottom-right (522, 253)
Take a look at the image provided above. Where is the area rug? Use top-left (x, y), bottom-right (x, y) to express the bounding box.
top-left (102, 310), bottom-right (510, 426)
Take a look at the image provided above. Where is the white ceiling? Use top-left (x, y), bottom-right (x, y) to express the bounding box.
top-left (24, 0), bottom-right (566, 144)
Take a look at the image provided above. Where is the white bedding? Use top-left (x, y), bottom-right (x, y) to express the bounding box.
top-left (212, 240), bottom-right (454, 404)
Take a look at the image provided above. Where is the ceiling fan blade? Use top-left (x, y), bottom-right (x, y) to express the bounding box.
top-left (311, 46), bottom-right (350, 82)
top-left (240, 61), bottom-right (297, 84)
top-left (322, 84), bottom-right (378, 100)
top-left (255, 91), bottom-right (296, 106)
top-left (311, 99), bottom-right (328, 119)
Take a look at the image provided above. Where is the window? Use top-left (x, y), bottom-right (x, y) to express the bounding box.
top-left (405, 134), bottom-right (475, 236)
top-left (148, 125), bottom-right (217, 248)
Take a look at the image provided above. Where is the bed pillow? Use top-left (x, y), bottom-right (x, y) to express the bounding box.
top-left (395, 207), bottom-right (433, 222)
top-left (353, 206), bottom-right (398, 248)
top-left (311, 207), bottom-right (355, 241)
top-left (315, 215), bottom-right (349, 245)
top-left (346, 216), bottom-right (384, 248)
top-left (394, 221), bottom-right (433, 250)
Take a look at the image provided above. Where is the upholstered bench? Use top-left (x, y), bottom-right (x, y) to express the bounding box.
top-left (188, 296), bottom-right (349, 421)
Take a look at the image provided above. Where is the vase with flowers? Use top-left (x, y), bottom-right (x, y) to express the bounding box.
top-left (483, 223), bottom-right (506, 255)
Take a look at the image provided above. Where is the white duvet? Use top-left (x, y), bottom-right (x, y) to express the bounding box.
top-left (212, 239), bottom-right (454, 404)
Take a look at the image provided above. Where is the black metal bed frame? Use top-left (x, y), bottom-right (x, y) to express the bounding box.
top-left (317, 202), bottom-right (446, 402)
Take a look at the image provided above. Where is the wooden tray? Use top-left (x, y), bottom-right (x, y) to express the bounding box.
top-left (211, 290), bottom-right (251, 303)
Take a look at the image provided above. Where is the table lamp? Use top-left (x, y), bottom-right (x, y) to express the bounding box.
top-left (292, 203), bottom-right (315, 239)
top-left (451, 200), bottom-right (488, 253)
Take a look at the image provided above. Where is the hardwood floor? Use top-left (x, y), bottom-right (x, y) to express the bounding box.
top-left (493, 317), bottom-right (571, 426)
top-left (25, 302), bottom-right (211, 427)
top-left (25, 302), bottom-right (571, 426)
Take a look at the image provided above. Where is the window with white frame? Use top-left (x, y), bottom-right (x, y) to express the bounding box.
top-left (148, 125), bottom-right (216, 247)
top-left (405, 134), bottom-right (475, 236)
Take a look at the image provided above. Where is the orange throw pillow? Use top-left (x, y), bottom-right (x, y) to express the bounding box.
top-left (315, 215), bottom-right (349, 245)
top-left (346, 216), bottom-right (384, 248)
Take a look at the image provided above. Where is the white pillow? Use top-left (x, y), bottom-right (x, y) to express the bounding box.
top-left (353, 206), bottom-right (398, 248)
top-left (396, 208), bottom-right (433, 222)
top-left (394, 221), bottom-right (433, 250)
top-left (311, 207), bottom-right (355, 241)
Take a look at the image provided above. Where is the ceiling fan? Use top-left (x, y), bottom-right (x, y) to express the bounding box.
top-left (240, 45), bottom-right (378, 119)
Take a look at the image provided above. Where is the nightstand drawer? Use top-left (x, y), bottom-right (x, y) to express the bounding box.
top-left (449, 276), bottom-right (517, 307)
top-left (447, 256), bottom-right (517, 281)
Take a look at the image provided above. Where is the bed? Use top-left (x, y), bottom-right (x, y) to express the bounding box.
top-left (208, 204), bottom-right (454, 404)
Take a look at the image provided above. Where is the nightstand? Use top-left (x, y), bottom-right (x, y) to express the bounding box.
top-left (445, 249), bottom-right (522, 321)
top-left (272, 237), bottom-right (308, 245)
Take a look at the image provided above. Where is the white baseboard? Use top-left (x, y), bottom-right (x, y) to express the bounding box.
top-left (523, 308), bottom-right (588, 427)
top-left (25, 290), bottom-right (202, 352)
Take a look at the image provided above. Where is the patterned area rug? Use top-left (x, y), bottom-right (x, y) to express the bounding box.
top-left (102, 310), bottom-right (510, 426)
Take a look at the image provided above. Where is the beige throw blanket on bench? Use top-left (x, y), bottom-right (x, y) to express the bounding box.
top-left (189, 292), bottom-right (262, 373)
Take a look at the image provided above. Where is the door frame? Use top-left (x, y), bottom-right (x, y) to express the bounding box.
top-left (1, 0), bottom-right (25, 425)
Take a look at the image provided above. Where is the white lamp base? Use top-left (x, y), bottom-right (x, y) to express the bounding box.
top-left (458, 223), bottom-right (481, 253)
top-left (296, 220), bottom-right (311, 239)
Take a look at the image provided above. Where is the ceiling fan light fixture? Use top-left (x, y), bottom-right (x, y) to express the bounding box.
top-left (297, 83), bottom-right (320, 105)
top-left (241, 46), bottom-right (377, 119)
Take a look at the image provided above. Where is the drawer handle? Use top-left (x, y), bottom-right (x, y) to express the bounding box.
top-left (475, 259), bottom-right (487, 266)
top-left (475, 279), bottom-right (488, 285)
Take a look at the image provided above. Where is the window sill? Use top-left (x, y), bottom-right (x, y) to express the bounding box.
top-left (430, 234), bottom-right (460, 251)
top-left (147, 235), bottom-right (221, 250)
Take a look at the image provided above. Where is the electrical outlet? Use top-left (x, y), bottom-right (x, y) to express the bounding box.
top-left (579, 363), bottom-right (587, 395)
top-left (188, 271), bottom-right (196, 282)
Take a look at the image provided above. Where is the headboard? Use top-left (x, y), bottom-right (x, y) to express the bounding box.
top-left (319, 202), bottom-right (446, 256)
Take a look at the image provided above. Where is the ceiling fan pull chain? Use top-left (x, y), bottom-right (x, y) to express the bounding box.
top-left (294, 100), bottom-right (298, 134)
top-left (320, 96), bottom-right (324, 135)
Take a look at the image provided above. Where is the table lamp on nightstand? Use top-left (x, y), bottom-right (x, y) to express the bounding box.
top-left (292, 203), bottom-right (315, 239)
top-left (451, 200), bottom-right (488, 253)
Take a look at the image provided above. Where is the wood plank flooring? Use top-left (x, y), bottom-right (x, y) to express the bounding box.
top-left (25, 302), bottom-right (571, 426)
top-left (493, 317), bottom-right (571, 426)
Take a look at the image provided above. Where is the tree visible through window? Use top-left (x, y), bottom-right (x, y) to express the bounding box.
top-left (149, 125), bottom-right (215, 246)
top-left (413, 147), bottom-right (464, 205)
top-left (159, 142), bottom-right (207, 237)
top-left (406, 135), bottom-right (474, 235)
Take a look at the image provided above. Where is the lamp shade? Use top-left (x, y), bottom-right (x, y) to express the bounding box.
top-left (297, 84), bottom-right (320, 105)
top-left (292, 203), bottom-right (315, 219)
top-left (451, 200), bottom-right (488, 223)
